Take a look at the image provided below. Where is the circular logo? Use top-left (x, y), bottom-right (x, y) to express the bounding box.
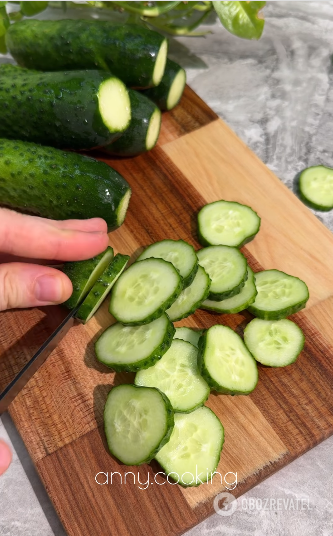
top-left (213, 492), bottom-right (237, 517)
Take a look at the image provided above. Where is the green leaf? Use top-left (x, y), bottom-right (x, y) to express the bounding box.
top-left (20, 1), bottom-right (48, 16)
top-left (213, 1), bottom-right (266, 40)
top-left (0, 4), bottom-right (9, 53)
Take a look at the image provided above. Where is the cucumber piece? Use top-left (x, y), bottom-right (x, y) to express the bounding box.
top-left (104, 384), bottom-right (174, 465)
top-left (197, 246), bottom-right (248, 301)
top-left (174, 327), bottom-right (203, 348)
top-left (109, 258), bottom-right (183, 325)
top-left (63, 247), bottom-right (114, 309)
top-left (95, 313), bottom-right (174, 372)
top-left (137, 239), bottom-right (198, 289)
top-left (104, 90), bottom-right (161, 157)
top-left (142, 59), bottom-right (186, 111)
top-left (135, 339), bottom-right (210, 413)
top-left (0, 139), bottom-right (131, 230)
top-left (248, 270), bottom-right (309, 320)
top-left (155, 407), bottom-right (224, 487)
top-left (198, 200), bottom-right (261, 248)
top-left (166, 265), bottom-right (211, 321)
top-left (6, 20), bottom-right (168, 88)
top-left (244, 318), bottom-right (305, 367)
top-left (299, 165), bottom-right (333, 211)
top-left (0, 64), bottom-right (131, 150)
top-left (201, 267), bottom-right (257, 314)
top-left (199, 324), bottom-right (258, 394)
top-left (75, 254), bottom-right (129, 324)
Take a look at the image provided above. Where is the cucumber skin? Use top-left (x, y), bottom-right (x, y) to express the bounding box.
top-left (76, 254), bottom-right (129, 323)
top-left (104, 90), bottom-right (161, 157)
top-left (198, 330), bottom-right (258, 395)
top-left (0, 139), bottom-right (130, 231)
top-left (0, 64), bottom-right (125, 149)
top-left (201, 269), bottom-right (257, 314)
top-left (167, 268), bottom-right (212, 322)
top-left (208, 265), bottom-right (248, 302)
top-left (142, 58), bottom-right (186, 111)
top-left (96, 316), bottom-right (175, 372)
top-left (104, 385), bottom-right (175, 466)
top-left (109, 259), bottom-right (184, 326)
top-left (299, 167), bottom-right (333, 211)
top-left (248, 300), bottom-right (308, 320)
top-left (6, 20), bottom-right (167, 88)
top-left (197, 201), bottom-right (261, 248)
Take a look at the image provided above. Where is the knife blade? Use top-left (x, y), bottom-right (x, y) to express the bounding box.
top-left (0, 304), bottom-right (80, 415)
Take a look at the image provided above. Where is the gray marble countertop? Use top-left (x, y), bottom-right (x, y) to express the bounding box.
top-left (1, 2), bottom-right (333, 535)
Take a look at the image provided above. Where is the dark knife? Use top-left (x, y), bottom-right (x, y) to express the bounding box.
top-left (0, 304), bottom-right (80, 415)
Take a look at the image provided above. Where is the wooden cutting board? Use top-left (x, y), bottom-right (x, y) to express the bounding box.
top-left (1, 86), bottom-right (333, 536)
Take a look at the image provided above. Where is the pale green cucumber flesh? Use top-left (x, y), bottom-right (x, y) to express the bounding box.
top-left (244, 318), bottom-right (305, 367)
top-left (63, 247), bottom-right (114, 309)
top-left (201, 267), bottom-right (257, 313)
top-left (174, 327), bottom-right (203, 349)
top-left (75, 254), bottom-right (129, 323)
top-left (197, 245), bottom-right (248, 301)
top-left (166, 68), bottom-right (186, 110)
top-left (198, 200), bottom-right (261, 247)
top-left (104, 384), bottom-right (174, 466)
top-left (109, 258), bottom-right (183, 325)
top-left (166, 265), bottom-right (211, 321)
top-left (137, 239), bottom-right (198, 288)
top-left (98, 77), bottom-right (131, 133)
top-left (146, 107), bottom-right (162, 150)
top-left (299, 165), bottom-right (333, 211)
top-left (155, 407), bottom-right (224, 487)
top-left (135, 339), bottom-right (210, 413)
top-left (248, 270), bottom-right (309, 320)
top-left (152, 39), bottom-right (168, 86)
top-left (142, 58), bottom-right (186, 111)
top-left (199, 324), bottom-right (258, 394)
top-left (95, 314), bottom-right (175, 372)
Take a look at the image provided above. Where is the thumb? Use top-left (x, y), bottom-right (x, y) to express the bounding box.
top-left (0, 440), bottom-right (12, 476)
top-left (0, 263), bottom-right (73, 311)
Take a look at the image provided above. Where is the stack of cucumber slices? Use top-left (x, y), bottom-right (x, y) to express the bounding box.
top-left (63, 199), bottom-right (309, 486)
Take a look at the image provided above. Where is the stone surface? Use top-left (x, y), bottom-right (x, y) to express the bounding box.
top-left (1, 2), bottom-right (333, 535)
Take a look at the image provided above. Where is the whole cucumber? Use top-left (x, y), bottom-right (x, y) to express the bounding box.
top-left (142, 59), bottom-right (186, 111)
top-left (0, 64), bottom-right (131, 150)
top-left (104, 90), bottom-right (161, 157)
top-left (0, 139), bottom-right (131, 230)
top-left (6, 20), bottom-right (168, 88)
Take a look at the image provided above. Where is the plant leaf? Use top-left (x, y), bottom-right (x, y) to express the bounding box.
top-left (213, 1), bottom-right (265, 40)
top-left (20, 1), bottom-right (48, 17)
top-left (0, 4), bottom-right (9, 53)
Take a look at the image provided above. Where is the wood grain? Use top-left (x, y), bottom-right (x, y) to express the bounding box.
top-left (2, 87), bottom-right (333, 536)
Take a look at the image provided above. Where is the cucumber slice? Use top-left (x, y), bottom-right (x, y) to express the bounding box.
top-left (75, 254), bottom-right (129, 324)
top-left (95, 314), bottom-right (175, 372)
top-left (142, 59), bottom-right (186, 111)
top-left (201, 267), bottom-right (257, 314)
top-left (109, 258), bottom-right (183, 325)
top-left (248, 270), bottom-right (309, 320)
top-left (197, 246), bottom-right (248, 301)
top-left (299, 165), bottom-right (333, 211)
top-left (135, 339), bottom-right (210, 413)
top-left (137, 239), bottom-right (198, 288)
top-left (198, 200), bottom-right (261, 247)
top-left (155, 406), bottom-right (224, 487)
top-left (174, 327), bottom-right (203, 348)
top-left (199, 325), bottom-right (258, 394)
top-left (166, 266), bottom-right (211, 322)
top-left (244, 318), bottom-right (305, 367)
top-left (104, 384), bottom-right (174, 466)
top-left (63, 246), bottom-right (114, 309)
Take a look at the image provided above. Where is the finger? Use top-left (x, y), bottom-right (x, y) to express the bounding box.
top-left (0, 209), bottom-right (109, 261)
top-left (0, 263), bottom-right (73, 311)
top-left (42, 217), bottom-right (108, 234)
top-left (0, 440), bottom-right (12, 476)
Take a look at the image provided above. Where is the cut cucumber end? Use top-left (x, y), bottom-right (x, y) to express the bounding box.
top-left (98, 78), bottom-right (131, 133)
top-left (166, 68), bottom-right (186, 110)
top-left (116, 188), bottom-right (131, 227)
top-left (152, 39), bottom-right (168, 86)
top-left (174, 327), bottom-right (203, 349)
top-left (299, 166), bottom-right (333, 211)
top-left (146, 107), bottom-right (161, 150)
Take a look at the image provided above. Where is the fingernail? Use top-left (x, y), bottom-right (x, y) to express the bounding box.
top-left (0, 440), bottom-right (12, 476)
top-left (35, 275), bottom-right (64, 303)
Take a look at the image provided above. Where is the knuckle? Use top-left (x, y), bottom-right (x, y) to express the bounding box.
top-left (0, 268), bottom-right (18, 311)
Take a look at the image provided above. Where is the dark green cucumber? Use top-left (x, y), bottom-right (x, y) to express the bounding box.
top-left (104, 90), bottom-right (161, 157)
top-left (75, 254), bottom-right (129, 324)
top-left (0, 64), bottom-right (130, 150)
top-left (0, 139), bottom-right (131, 230)
top-left (63, 247), bottom-right (114, 310)
top-left (6, 20), bottom-right (168, 88)
top-left (142, 59), bottom-right (186, 111)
